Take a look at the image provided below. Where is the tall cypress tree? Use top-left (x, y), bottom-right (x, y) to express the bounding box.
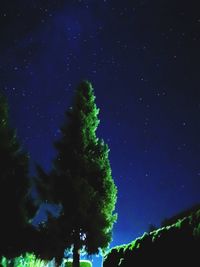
top-left (0, 94), bottom-right (35, 257)
top-left (38, 81), bottom-right (117, 267)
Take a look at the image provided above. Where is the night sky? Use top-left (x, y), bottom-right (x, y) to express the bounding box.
top-left (1, 0), bottom-right (200, 266)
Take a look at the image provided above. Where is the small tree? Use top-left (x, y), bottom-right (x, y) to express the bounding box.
top-left (0, 93), bottom-right (36, 257)
top-left (38, 81), bottom-right (117, 267)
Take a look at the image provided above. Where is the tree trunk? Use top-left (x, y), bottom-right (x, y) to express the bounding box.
top-left (73, 230), bottom-right (80, 267)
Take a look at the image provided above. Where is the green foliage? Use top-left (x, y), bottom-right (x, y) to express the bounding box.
top-left (0, 253), bottom-right (47, 267)
top-left (0, 256), bottom-right (8, 267)
top-left (161, 203), bottom-right (200, 227)
top-left (193, 223), bottom-right (200, 238)
top-left (103, 208), bottom-right (200, 267)
top-left (0, 93), bottom-right (37, 258)
top-left (64, 259), bottom-right (92, 267)
top-left (36, 81), bottom-right (117, 265)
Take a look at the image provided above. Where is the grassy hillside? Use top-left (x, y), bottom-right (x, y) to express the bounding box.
top-left (103, 208), bottom-right (200, 266)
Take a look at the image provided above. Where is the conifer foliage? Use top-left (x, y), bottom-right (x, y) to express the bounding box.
top-left (0, 94), bottom-right (34, 257)
top-left (38, 81), bottom-right (117, 267)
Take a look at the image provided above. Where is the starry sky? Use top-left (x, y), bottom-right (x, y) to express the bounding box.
top-left (1, 0), bottom-right (200, 265)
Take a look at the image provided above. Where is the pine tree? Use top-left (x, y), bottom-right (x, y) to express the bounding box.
top-left (0, 93), bottom-right (35, 257)
top-left (38, 81), bottom-right (117, 267)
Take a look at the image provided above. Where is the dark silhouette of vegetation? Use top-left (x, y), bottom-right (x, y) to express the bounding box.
top-left (4, 81), bottom-right (199, 267)
top-left (0, 94), bottom-right (37, 259)
top-left (147, 223), bottom-right (157, 233)
top-left (37, 81), bottom-right (117, 267)
top-left (103, 208), bottom-right (200, 267)
top-left (161, 203), bottom-right (200, 227)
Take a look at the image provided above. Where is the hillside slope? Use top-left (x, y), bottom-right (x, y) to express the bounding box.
top-left (103, 208), bottom-right (200, 266)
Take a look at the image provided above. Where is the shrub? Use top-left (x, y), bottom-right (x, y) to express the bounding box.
top-left (0, 253), bottom-right (47, 267)
top-left (103, 208), bottom-right (200, 267)
top-left (64, 259), bottom-right (92, 267)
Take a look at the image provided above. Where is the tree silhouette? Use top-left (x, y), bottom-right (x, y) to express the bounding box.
top-left (37, 81), bottom-right (117, 267)
top-left (0, 93), bottom-right (36, 258)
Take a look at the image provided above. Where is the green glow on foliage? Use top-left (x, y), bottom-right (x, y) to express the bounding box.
top-left (104, 208), bottom-right (200, 267)
top-left (37, 81), bottom-right (117, 265)
top-left (64, 259), bottom-right (92, 267)
top-left (0, 253), bottom-right (47, 267)
top-left (0, 256), bottom-right (7, 267)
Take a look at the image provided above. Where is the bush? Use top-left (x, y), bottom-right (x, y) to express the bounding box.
top-left (0, 253), bottom-right (47, 267)
top-left (103, 208), bottom-right (200, 267)
top-left (64, 259), bottom-right (92, 267)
